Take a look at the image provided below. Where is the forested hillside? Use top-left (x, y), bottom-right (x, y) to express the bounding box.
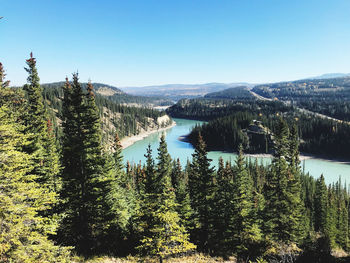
top-left (166, 97), bottom-right (290, 120)
top-left (204, 86), bottom-right (254, 100)
top-left (252, 77), bottom-right (350, 121)
top-left (41, 81), bottom-right (173, 107)
top-left (188, 110), bottom-right (350, 159)
top-left (1, 56), bottom-right (350, 263)
top-left (41, 81), bottom-right (172, 148)
top-left (167, 84), bottom-right (350, 159)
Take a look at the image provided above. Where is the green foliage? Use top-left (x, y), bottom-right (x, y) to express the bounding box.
top-left (171, 159), bottom-right (193, 230)
top-left (171, 94), bottom-right (350, 159)
top-left (231, 146), bottom-right (263, 259)
top-left (188, 134), bottom-right (215, 252)
top-left (3, 55), bottom-right (350, 262)
top-left (23, 52), bottom-right (60, 192)
top-left (59, 76), bottom-right (115, 255)
top-left (167, 97), bottom-right (290, 121)
top-left (103, 133), bottom-right (135, 255)
top-left (41, 82), bottom-right (169, 147)
top-left (252, 76), bottom-right (350, 121)
top-left (137, 135), bottom-right (195, 259)
top-left (264, 119), bottom-right (304, 245)
top-left (315, 175), bottom-right (328, 234)
top-left (0, 86), bottom-right (71, 261)
top-left (211, 158), bottom-right (235, 256)
top-left (204, 86), bottom-right (254, 100)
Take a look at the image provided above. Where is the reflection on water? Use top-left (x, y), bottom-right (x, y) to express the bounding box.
top-left (122, 118), bottom-right (350, 185)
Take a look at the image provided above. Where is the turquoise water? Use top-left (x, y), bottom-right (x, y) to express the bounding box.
top-left (122, 118), bottom-right (350, 185)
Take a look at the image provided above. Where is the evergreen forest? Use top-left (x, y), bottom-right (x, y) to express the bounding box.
top-left (1, 55), bottom-right (350, 263)
top-left (167, 92), bottom-right (350, 160)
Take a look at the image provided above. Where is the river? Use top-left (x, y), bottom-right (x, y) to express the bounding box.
top-left (122, 118), bottom-right (350, 185)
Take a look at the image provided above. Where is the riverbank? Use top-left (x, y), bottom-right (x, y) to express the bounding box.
top-left (245, 153), bottom-right (311, 161)
top-left (245, 153), bottom-right (350, 164)
top-left (179, 134), bottom-right (350, 164)
top-left (120, 121), bottom-right (176, 149)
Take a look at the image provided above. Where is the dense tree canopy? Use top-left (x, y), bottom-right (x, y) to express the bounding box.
top-left (2, 56), bottom-right (350, 263)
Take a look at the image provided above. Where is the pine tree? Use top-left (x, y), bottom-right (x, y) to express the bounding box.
top-left (0, 100), bottom-right (70, 262)
top-left (336, 185), bottom-right (349, 250)
top-left (144, 144), bottom-right (156, 195)
top-left (211, 157), bottom-right (235, 257)
top-left (136, 145), bottom-right (156, 253)
top-left (171, 159), bottom-right (193, 230)
top-left (264, 119), bottom-right (291, 243)
top-left (59, 75), bottom-right (111, 255)
top-left (138, 134), bottom-right (195, 262)
top-left (286, 123), bottom-right (305, 243)
top-left (103, 133), bottom-right (133, 255)
top-left (314, 175), bottom-right (328, 234)
top-left (22, 53), bottom-right (60, 191)
top-left (188, 133), bottom-right (215, 252)
top-left (113, 133), bottom-right (124, 177)
top-left (326, 187), bottom-right (337, 248)
top-left (232, 145), bottom-right (262, 260)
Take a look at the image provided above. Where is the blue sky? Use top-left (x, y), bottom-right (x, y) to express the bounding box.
top-left (1, 0), bottom-right (350, 86)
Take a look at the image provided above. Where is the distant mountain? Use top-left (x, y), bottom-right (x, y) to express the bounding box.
top-left (307, 73), bottom-right (350, 80)
top-left (121, 82), bottom-right (253, 100)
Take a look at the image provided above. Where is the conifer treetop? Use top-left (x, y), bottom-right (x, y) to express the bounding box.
top-left (0, 62), bottom-right (10, 88)
top-left (25, 52), bottom-right (40, 85)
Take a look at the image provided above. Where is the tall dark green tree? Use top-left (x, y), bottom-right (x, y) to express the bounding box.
top-left (188, 133), bottom-right (215, 252)
top-left (285, 123), bottom-right (305, 243)
top-left (171, 159), bottom-right (193, 231)
top-left (211, 157), bottom-right (235, 256)
top-left (335, 184), bottom-right (349, 250)
top-left (144, 144), bottom-right (156, 195)
top-left (264, 119), bottom-right (291, 243)
top-left (22, 52), bottom-right (60, 191)
top-left (232, 145), bottom-right (262, 260)
top-left (103, 133), bottom-right (134, 255)
top-left (59, 76), bottom-right (111, 255)
top-left (0, 66), bottom-right (70, 262)
top-left (313, 175), bottom-right (332, 249)
top-left (138, 135), bottom-right (195, 261)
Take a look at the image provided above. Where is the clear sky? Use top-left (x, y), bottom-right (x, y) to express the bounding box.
top-left (1, 0), bottom-right (350, 87)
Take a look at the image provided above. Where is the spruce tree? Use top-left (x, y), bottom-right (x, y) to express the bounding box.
top-left (138, 134), bottom-right (195, 261)
top-left (232, 145), bottom-right (262, 260)
top-left (103, 133), bottom-right (133, 255)
top-left (314, 175), bottom-right (328, 234)
top-left (336, 185), bottom-right (349, 250)
top-left (59, 75), bottom-right (111, 255)
top-left (264, 119), bottom-right (291, 243)
top-left (0, 96), bottom-right (70, 261)
top-left (188, 133), bottom-right (215, 252)
top-left (22, 53), bottom-right (60, 191)
top-left (326, 187), bottom-right (337, 248)
top-left (171, 159), bottom-right (193, 230)
top-left (286, 123), bottom-right (305, 243)
top-left (144, 144), bottom-right (156, 195)
top-left (211, 157), bottom-right (235, 257)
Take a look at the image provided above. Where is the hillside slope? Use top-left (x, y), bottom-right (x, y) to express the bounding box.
top-left (42, 84), bottom-right (173, 149)
top-left (252, 76), bottom-right (350, 121)
top-left (42, 82), bottom-right (173, 107)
